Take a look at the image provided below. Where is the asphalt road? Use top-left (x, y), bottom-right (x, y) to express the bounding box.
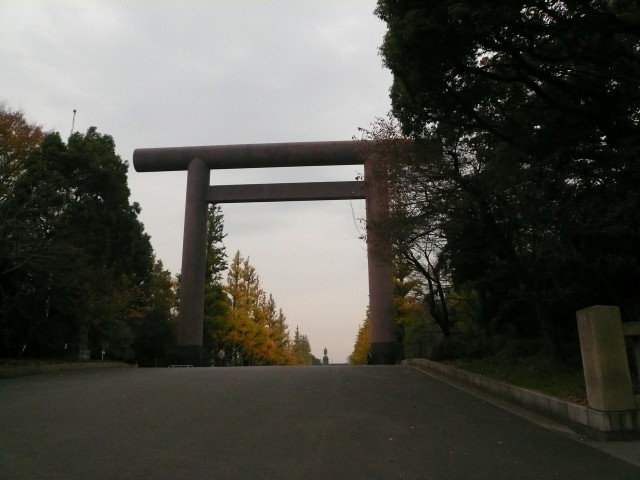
top-left (1, 365), bottom-right (638, 480)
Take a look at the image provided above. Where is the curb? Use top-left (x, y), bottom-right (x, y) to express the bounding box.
top-left (403, 358), bottom-right (640, 441)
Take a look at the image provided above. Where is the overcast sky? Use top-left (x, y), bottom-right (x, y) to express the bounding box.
top-left (1, 0), bottom-right (393, 363)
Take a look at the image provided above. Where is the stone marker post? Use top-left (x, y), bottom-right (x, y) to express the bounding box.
top-left (576, 305), bottom-right (636, 412)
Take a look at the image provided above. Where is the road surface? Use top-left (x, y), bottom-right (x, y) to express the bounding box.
top-left (1, 365), bottom-right (638, 479)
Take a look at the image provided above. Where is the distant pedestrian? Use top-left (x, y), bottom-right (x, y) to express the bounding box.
top-left (217, 348), bottom-right (226, 367)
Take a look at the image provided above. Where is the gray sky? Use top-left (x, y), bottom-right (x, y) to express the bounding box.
top-left (1, 0), bottom-right (392, 363)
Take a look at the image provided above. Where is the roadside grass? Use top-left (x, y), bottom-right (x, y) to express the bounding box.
top-left (0, 358), bottom-right (130, 378)
top-left (449, 353), bottom-right (588, 405)
top-left (0, 358), bottom-right (77, 368)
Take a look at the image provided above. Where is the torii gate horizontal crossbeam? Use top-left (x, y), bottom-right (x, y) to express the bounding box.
top-left (133, 141), bottom-right (364, 172)
top-left (208, 181), bottom-right (366, 204)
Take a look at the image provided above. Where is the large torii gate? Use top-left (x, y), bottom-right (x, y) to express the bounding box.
top-left (133, 141), bottom-right (396, 365)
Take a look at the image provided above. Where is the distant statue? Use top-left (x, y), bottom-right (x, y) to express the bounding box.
top-left (324, 347), bottom-right (327, 356)
top-left (323, 347), bottom-right (329, 365)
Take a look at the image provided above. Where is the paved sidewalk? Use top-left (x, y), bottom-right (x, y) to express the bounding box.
top-left (405, 362), bottom-right (640, 468)
top-left (404, 358), bottom-right (640, 441)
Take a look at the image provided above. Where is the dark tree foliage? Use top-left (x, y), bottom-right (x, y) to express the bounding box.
top-left (375, 0), bottom-right (640, 358)
top-left (132, 260), bottom-right (178, 367)
top-left (0, 120), bottom-right (174, 361)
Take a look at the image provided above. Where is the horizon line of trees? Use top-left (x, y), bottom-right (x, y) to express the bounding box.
top-left (0, 105), bottom-right (317, 366)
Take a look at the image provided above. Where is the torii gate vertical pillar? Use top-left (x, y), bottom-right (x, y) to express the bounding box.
top-left (365, 159), bottom-right (397, 364)
top-left (177, 158), bottom-right (210, 366)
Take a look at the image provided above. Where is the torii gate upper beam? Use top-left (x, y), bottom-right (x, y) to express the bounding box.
top-left (133, 140), bottom-right (363, 172)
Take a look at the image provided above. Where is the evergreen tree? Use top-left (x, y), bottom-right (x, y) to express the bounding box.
top-left (270, 305), bottom-right (293, 365)
top-left (0, 118), bottom-right (160, 360)
top-left (132, 259), bottom-right (178, 367)
top-left (290, 326), bottom-right (313, 365)
top-left (373, 1), bottom-right (640, 359)
top-left (202, 205), bottom-right (230, 365)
